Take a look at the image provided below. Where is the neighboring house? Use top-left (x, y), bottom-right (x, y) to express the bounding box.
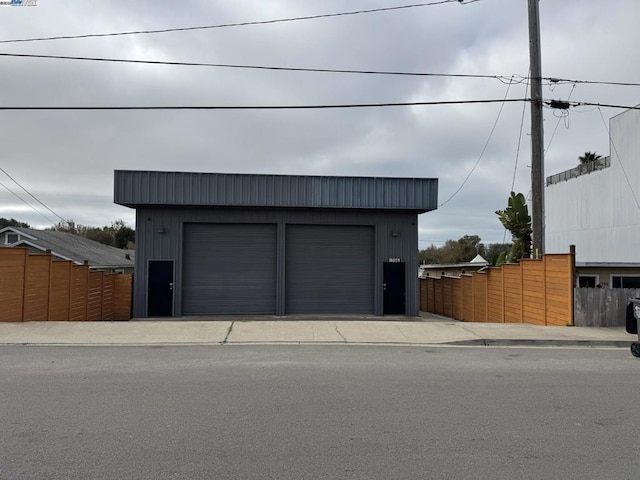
top-left (114, 170), bottom-right (438, 318)
top-left (545, 106), bottom-right (640, 287)
top-left (0, 226), bottom-right (135, 273)
top-left (419, 254), bottom-right (488, 278)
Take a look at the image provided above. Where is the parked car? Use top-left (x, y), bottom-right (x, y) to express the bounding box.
top-left (626, 298), bottom-right (640, 357)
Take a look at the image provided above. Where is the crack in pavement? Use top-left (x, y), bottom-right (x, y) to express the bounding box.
top-left (221, 321), bottom-right (235, 345)
top-left (333, 323), bottom-right (347, 342)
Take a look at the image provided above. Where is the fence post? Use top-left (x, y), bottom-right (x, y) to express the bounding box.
top-left (569, 245), bottom-right (576, 326)
top-left (543, 254), bottom-right (548, 326)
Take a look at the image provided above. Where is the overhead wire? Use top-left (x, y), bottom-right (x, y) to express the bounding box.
top-left (439, 77), bottom-right (515, 208)
top-left (0, 52), bottom-right (532, 84)
top-left (0, 0), bottom-right (467, 44)
top-left (503, 73), bottom-right (530, 244)
top-left (0, 98), bottom-right (528, 110)
top-left (545, 77), bottom-right (640, 88)
top-left (2, 53), bottom-right (638, 91)
top-left (0, 180), bottom-right (57, 225)
top-left (0, 166), bottom-right (67, 222)
top-left (544, 83), bottom-right (576, 156)
top-left (597, 107), bottom-right (640, 211)
top-left (565, 101), bottom-right (640, 110)
top-left (511, 73), bottom-right (530, 191)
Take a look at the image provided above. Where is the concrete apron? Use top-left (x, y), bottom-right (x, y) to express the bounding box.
top-left (0, 316), bottom-right (633, 347)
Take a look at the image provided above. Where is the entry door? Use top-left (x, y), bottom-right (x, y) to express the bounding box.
top-left (148, 260), bottom-right (174, 317)
top-left (383, 262), bottom-right (406, 315)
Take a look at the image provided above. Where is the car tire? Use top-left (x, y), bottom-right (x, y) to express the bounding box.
top-left (631, 343), bottom-right (640, 358)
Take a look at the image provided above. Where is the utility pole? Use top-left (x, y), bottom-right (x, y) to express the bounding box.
top-left (528, 0), bottom-right (545, 256)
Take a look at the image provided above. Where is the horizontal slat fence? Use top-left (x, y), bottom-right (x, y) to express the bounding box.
top-left (420, 252), bottom-right (574, 326)
top-left (574, 288), bottom-right (640, 327)
top-left (0, 247), bottom-right (132, 322)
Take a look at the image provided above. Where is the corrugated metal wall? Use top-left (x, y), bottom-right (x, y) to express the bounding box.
top-left (133, 207), bottom-right (419, 317)
top-left (115, 170), bottom-right (438, 212)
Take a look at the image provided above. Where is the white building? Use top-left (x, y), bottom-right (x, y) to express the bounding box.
top-left (545, 107), bottom-right (640, 288)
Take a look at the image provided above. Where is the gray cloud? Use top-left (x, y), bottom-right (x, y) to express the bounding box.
top-left (0, 0), bottom-right (638, 249)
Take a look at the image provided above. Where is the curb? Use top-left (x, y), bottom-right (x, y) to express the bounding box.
top-left (447, 339), bottom-right (632, 348)
top-left (0, 339), bottom-right (633, 348)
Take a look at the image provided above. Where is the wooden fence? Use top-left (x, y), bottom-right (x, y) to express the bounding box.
top-left (420, 253), bottom-right (575, 326)
top-left (0, 247), bottom-right (132, 322)
top-left (574, 287), bottom-right (640, 327)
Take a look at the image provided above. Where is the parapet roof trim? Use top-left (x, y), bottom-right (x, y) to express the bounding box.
top-left (114, 170), bottom-right (438, 213)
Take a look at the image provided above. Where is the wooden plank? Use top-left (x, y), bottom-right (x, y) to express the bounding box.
top-left (69, 265), bottom-right (89, 321)
top-left (102, 275), bottom-right (115, 321)
top-left (113, 275), bottom-right (132, 320)
top-left (443, 278), bottom-right (453, 318)
top-left (462, 276), bottom-right (473, 321)
top-left (48, 261), bottom-right (71, 320)
top-left (452, 279), bottom-right (463, 320)
top-left (473, 274), bottom-right (487, 322)
top-left (0, 248), bottom-right (26, 321)
top-left (87, 271), bottom-right (103, 321)
top-left (23, 254), bottom-right (50, 321)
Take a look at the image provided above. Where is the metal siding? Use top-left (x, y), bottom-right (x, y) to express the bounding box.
top-left (131, 207), bottom-right (420, 317)
top-left (285, 225), bottom-right (374, 314)
top-left (546, 109), bottom-right (640, 262)
top-left (182, 223), bottom-right (277, 315)
top-left (546, 108), bottom-right (640, 263)
top-left (114, 171), bottom-right (437, 211)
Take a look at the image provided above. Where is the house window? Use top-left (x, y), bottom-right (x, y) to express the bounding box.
top-left (5, 233), bottom-right (19, 245)
top-left (578, 275), bottom-right (599, 288)
top-left (611, 276), bottom-right (640, 288)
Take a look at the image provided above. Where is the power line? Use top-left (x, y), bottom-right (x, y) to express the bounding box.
top-left (0, 0), bottom-right (466, 44)
top-left (0, 99), bottom-right (635, 112)
top-left (546, 77), bottom-right (640, 88)
top-left (0, 166), bottom-right (67, 222)
top-left (4, 53), bottom-right (638, 90)
top-left (564, 101), bottom-right (640, 110)
top-left (503, 76), bottom-right (530, 244)
top-left (0, 98), bottom-right (528, 110)
top-left (0, 180), bottom-right (57, 225)
top-left (544, 83), bottom-right (575, 156)
top-left (597, 107), bottom-right (640, 211)
top-left (511, 73), bottom-right (530, 191)
top-left (440, 78), bottom-right (515, 207)
top-left (0, 52), bottom-right (523, 83)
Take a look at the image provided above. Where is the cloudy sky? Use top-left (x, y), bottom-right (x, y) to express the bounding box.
top-left (0, 0), bottom-right (638, 249)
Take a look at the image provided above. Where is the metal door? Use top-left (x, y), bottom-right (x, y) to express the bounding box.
top-left (182, 223), bottom-right (277, 315)
top-left (148, 260), bottom-right (174, 317)
top-left (383, 262), bottom-right (406, 315)
top-left (285, 225), bottom-right (374, 314)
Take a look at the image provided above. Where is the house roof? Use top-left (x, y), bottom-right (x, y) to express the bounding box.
top-left (420, 259), bottom-right (489, 270)
top-left (0, 227), bottom-right (134, 268)
top-left (114, 170), bottom-right (439, 213)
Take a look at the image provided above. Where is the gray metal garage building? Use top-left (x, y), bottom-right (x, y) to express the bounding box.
top-left (114, 170), bottom-right (438, 318)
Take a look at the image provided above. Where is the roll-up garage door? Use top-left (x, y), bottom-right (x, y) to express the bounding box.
top-left (182, 223), bottom-right (277, 315)
top-left (285, 225), bottom-right (374, 314)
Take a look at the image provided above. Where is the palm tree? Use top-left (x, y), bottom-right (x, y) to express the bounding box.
top-left (578, 151), bottom-right (602, 165)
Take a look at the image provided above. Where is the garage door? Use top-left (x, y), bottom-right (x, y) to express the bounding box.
top-left (285, 225), bottom-right (374, 314)
top-left (182, 223), bottom-right (277, 315)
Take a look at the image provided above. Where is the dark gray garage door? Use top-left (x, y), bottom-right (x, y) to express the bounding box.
top-left (182, 223), bottom-right (277, 315)
top-left (285, 225), bottom-right (374, 314)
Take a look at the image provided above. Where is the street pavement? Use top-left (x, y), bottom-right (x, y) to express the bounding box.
top-left (2, 345), bottom-right (639, 479)
top-left (0, 313), bottom-right (633, 347)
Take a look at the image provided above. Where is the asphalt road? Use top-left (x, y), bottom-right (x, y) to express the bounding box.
top-left (1, 345), bottom-right (639, 480)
